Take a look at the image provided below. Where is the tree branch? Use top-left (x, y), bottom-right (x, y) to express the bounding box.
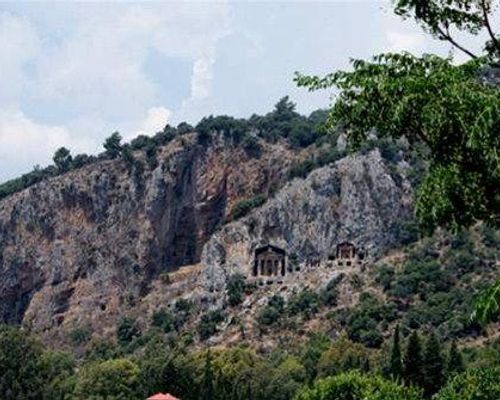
top-left (436, 26), bottom-right (479, 59)
top-left (480, 0), bottom-right (500, 55)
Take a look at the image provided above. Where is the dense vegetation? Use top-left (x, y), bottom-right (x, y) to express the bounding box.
top-left (1, 321), bottom-right (499, 400)
top-left (0, 97), bottom-right (329, 202)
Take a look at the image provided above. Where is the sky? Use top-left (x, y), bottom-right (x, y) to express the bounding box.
top-left (0, 0), bottom-right (492, 182)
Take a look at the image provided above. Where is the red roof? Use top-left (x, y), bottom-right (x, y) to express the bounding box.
top-left (147, 394), bottom-right (180, 400)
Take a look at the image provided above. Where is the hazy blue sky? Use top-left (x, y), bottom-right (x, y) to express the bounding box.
top-left (0, 1), bottom-right (491, 181)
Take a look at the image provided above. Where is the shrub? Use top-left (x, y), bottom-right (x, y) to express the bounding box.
top-left (230, 194), bottom-right (267, 220)
top-left (226, 273), bottom-right (246, 306)
top-left (288, 289), bottom-right (320, 319)
top-left (197, 310), bottom-right (225, 341)
top-left (85, 339), bottom-right (119, 362)
top-left (394, 219), bottom-right (421, 245)
top-left (344, 294), bottom-right (395, 348)
top-left (289, 159), bottom-right (316, 179)
top-left (176, 121), bottom-right (193, 135)
top-left (258, 295), bottom-right (285, 327)
top-left (151, 308), bottom-right (175, 333)
top-left (69, 325), bottom-right (92, 345)
top-left (173, 299), bottom-right (193, 330)
top-left (389, 260), bottom-right (454, 299)
top-left (481, 225), bottom-right (500, 248)
top-left (289, 120), bottom-right (318, 148)
top-left (300, 332), bottom-right (333, 383)
top-left (350, 274), bottom-right (363, 290)
top-left (116, 317), bottom-right (141, 346)
top-left (72, 153), bottom-right (92, 169)
top-left (144, 142), bottom-right (159, 170)
top-left (130, 134), bottom-right (151, 150)
top-left (320, 276), bottom-right (343, 306)
top-left (375, 264), bottom-right (395, 292)
top-left (258, 305), bottom-right (282, 327)
top-left (196, 115), bottom-right (249, 144)
top-left (120, 145), bottom-right (135, 172)
top-left (175, 298), bottom-right (193, 314)
top-left (316, 147), bottom-right (347, 167)
top-left (241, 134), bottom-right (262, 157)
top-left (132, 159), bottom-right (146, 192)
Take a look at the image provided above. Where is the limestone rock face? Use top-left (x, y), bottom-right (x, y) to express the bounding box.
top-left (200, 149), bottom-right (413, 293)
top-left (0, 131), bottom-right (415, 345)
top-left (0, 133), bottom-right (297, 342)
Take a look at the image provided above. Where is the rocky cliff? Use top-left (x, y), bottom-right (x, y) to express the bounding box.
top-left (199, 149), bottom-right (413, 294)
top-left (0, 130), bottom-right (417, 346)
top-left (0, 133), bottom-right (303, 342)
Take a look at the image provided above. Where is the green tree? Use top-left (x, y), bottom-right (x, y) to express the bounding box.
top-left (403, 331), bottom-right (424, 388)
top-left (436, 367), bottom-right (500, 400)
top-left (423, 332), bottom-right (445, 397)
top-left (200, 350), bottom-right (215, 400)
top-left (137, 335), bottom-right (172, 397)
top-left (446, 341), bottom-right (465, 377)
top-left (268, 356), bottom-right (307, 400)
top-left (293, 371), bottom-right (423, 400)
top-left (390, 325), bottom-right (403, 380)
top-left (103, 131), bottom-right (122, 158)
top-left (192, 346), bottom-right (273, 400)
top-left (0, 327), bottom-right (44, 400)
top-left (393, 0), bottom-right (500, 59)
top-left (300, 333), bottom-right (332, 383)
top-left (296, 54), bottom-right (499, 232)
top-left (74, 358), bottom-right (140, 400)
top-left (39, 350), bottom-right (76, 400)
top-left (53, 147), bottom-right (73, 172)
top-left (317, 335), bottom-right (371, 378)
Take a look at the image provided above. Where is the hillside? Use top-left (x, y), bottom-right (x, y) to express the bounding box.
top-left (0, 129), bottom-right (315, 343)
top-left (0, 114), bottom-right (498, 400)
top-left (1, 116), bottom-right (497, 354)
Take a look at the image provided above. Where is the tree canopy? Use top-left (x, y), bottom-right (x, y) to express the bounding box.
top-left (294, 371), bottom-right (423, 400)
top-left (296, 54), bottom-right (499, 232)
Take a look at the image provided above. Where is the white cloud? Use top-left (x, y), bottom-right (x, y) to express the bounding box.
top-left (0, 4), bottom-right (231, 180)
top-left (0, 13), bottom-right (39, 106)
top-left (32, 4), bottom-right (231, 122)
top-left (0, 109), bottom-right (93, 181)
top-left (191, 56), bottom-right (215, 101)
top-left (387, 31), bottom-right (425, 52)
top-left (128, 106), bottom-right (172, 141)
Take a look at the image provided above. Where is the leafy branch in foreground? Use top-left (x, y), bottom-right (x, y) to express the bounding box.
top-left (295, 53), bottom-right (500, 233)
top-left (471, 278), bottom-right (500, 325)
top-left (392, 0), bottom-right (500, 60)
